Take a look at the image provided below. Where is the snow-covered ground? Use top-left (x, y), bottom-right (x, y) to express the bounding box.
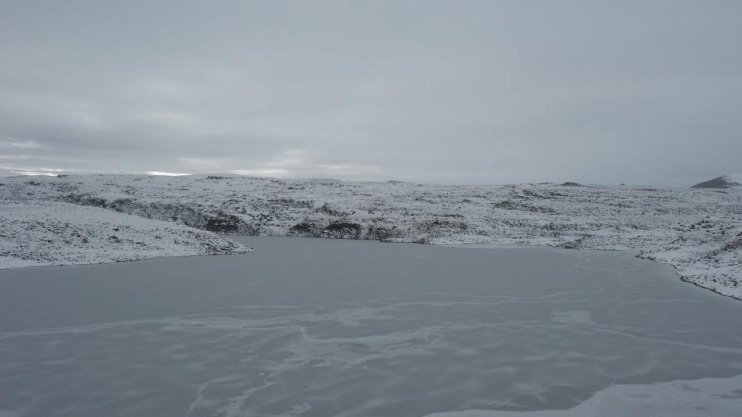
top-left (0, 199), bottom-right (251, 268)
top-left (0, 174), bottom-right (740, 299)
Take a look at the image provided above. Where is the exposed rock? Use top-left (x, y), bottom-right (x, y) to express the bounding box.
top-left (323, 222), bottom-right (362, 239)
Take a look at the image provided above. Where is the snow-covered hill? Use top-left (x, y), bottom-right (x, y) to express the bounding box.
top-left (1, 175), bottom-right (740, 299)
top-left (725, 173), bottom-right (742, 185)
top-left (691, 173), bottom-right (742, 189)
top-left (0, 199), bottom-right (251, 268)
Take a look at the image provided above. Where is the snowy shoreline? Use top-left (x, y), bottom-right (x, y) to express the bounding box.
top-left (1, 174), bottom-right (740, 299)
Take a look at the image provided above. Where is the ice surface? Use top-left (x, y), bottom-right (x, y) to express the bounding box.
top-left (1, 238), bottom-right (740, 416)
top-left (424, 374), bottom-right (742, 417)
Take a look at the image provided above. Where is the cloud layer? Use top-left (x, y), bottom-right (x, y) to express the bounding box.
top-left (1, 0), bottom-right (741, 185)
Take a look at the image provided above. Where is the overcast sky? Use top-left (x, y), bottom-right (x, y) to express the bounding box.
top-left (1, 0), bottom-right (740, 185)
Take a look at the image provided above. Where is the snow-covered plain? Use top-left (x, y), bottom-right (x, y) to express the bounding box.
top-left (0, 174), bottom-right (740, 298)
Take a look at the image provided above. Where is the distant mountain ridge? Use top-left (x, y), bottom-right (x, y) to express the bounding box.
top-left (692, 173), bottom-right (742, 189)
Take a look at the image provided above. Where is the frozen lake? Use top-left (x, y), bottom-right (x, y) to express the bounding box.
top-left (1, 237), bottom-right (741, 416)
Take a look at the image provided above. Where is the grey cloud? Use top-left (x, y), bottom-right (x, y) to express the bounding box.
top-left (1, 0), bottom-right (740, 184)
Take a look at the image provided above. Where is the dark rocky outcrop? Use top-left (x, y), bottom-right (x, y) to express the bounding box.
top-left (289, 222), bottom-right (320, 237)
top-left (366, 225), bottom-right (401, 242)
top-left (322, 222), bottom-right (362, 239)
top-left (62, 194), bottom-right (254, 235)
top-left (205, 214), bottom-right (241, 233)
top-left (288, 221), bottom-right (403, 242)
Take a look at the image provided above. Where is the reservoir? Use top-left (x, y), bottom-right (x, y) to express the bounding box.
top-left (1, 237), bottom-right (741, 416)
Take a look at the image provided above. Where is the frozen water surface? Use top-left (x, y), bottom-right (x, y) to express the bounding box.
top-left (1, 237), bottom-right (741, 416)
